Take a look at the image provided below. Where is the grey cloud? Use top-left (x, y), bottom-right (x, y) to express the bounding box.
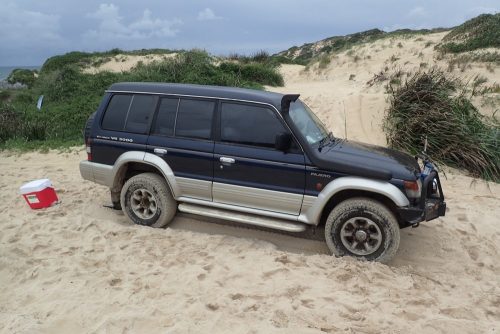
top-left (0, 2), bottom-right (61, 43)
top-left (83, 3), bottom-right (182, 42)
top-left (197, 8), bottom-right (222, 21)
top-left (0, 0), bottom-right (498, 65)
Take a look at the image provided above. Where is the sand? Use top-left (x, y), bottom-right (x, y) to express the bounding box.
top-left (83, 53), bottom-right (177, 74)
top-left (1, 32), bottom-right (500, 333)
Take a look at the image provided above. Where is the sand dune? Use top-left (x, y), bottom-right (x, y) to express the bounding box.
top-left (1, 32), bottom-right (500, 333)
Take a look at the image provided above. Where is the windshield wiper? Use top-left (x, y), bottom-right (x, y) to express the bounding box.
top-left (318, 132), bottom-right (333, 150)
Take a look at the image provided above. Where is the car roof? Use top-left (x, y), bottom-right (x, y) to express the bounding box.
top-left (107, 82), bottom-right (286, 111)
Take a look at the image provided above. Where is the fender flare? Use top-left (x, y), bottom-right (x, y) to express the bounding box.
top-left (111, 151), bottom-right (180, 198)
top-left (298, 176), bottom-right (409, 225)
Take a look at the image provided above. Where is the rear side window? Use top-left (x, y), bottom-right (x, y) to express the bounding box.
top-left (124, 95), bottom-right (158, 134)
top-left (175, 99), bottom-right (215, 140)
top-left (102, 94), bottom-right (158, 134)
top-left (220, 102), bottom-right (286, 148)
top-left (152, 97), bottom-right (179, 136)
top-left (101, 94), bottom-right (131, 131)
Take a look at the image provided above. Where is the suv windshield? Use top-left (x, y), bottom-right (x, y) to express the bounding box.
top-left (289, 100), bottom-right (330, 145)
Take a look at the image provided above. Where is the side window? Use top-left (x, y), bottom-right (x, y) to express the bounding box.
top-left (124, 94), bottom-right (158, 134)
top-left (175, 99), bottom-right (215, 140)
top-left (152, 97), bottom-right (179, 136)
top-left (101, 94), bottom-right (132, 131)
top-left (220, 103), bottom-right (286, 149)
top-left (101, 94), bottom-right (157, 134)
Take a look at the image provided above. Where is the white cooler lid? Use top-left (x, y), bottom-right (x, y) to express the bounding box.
top-left (20, 179), bottom-right (52, 194)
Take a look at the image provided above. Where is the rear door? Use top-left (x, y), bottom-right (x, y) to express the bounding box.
top-left (93, 93), bottom-right (158, 165)
top-left (213, 101), bottom-right (305, 215)
top-left (147, 97), bottom-right (215, 201)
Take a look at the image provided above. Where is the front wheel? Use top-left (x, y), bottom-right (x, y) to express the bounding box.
top-left (324, 197), bottom-right (400, 263)
top-left (120, 173), bottom-right (176, 228)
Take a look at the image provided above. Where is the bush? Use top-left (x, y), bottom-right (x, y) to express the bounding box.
top-left (1, 49), bottom-right (285, 149)
top-left (384, 68), bottom-right (499, 181)
top-left (318, 55), bottom-right (331, 69)
top-left (7, 69), bottom-right (38, 88)
top-left (0, 103), bottom-right (21, 142)
top-left (439, 13), bottom-right (500, 53)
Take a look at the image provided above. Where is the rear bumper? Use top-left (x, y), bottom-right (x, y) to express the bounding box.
top-left (79, 160), bottom-right (113, 187)
top-left (79, 160), bottom-right (95, 182)
top-left (397, 170), bottom-right (446, 226)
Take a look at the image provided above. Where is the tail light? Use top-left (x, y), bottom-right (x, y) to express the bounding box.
top-left (86, 138), bottom-right (92, 161)
top-left (404, 179), bottom-right (421, 199)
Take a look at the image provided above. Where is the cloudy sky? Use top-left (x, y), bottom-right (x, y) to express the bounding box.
top-left (0, 0), bottom-right (498, 65)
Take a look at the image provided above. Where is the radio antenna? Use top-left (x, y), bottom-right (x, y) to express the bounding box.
top-left (343, 100), bottom-right (347, 139)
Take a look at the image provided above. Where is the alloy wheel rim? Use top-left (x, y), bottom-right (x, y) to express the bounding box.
top-left (339, 217), bottom-right (383, 256)
top-left (130, 188), bottom-right (158, 220)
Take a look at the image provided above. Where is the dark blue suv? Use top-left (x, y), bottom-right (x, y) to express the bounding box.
top-left (80, 82), bottom-right (446, 262)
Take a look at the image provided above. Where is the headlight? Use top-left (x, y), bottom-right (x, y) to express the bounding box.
top-left (404, 179), bottom-right (422, 199)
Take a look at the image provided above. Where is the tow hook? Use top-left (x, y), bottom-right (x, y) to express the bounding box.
top-left (411, 222), bottom-right (420, 228)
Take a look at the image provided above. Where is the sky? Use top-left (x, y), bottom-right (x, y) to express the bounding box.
top-left (0, 0), bottom-right (498, 66)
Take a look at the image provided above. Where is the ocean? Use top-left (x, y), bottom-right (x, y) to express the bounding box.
top-left (0, 66), bottom-right (41, 81)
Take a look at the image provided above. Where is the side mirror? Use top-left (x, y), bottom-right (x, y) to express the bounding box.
top-left (275, 132), bottom-right (292, 151)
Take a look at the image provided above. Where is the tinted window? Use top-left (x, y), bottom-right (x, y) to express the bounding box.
top-left (175, 99), bottom-right (215, 140)
top-left (152, 97), bottom-right (179, 136)
top-left (221, 103), bottom-right (286, 148)
top-left (102, 94), bottom-right (158, 134)
top-left (101, 94), bottom-right (132, 131)
top-left (124, 95), bottom-right (158, 134)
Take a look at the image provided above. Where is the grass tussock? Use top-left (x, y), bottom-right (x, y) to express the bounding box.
top-left (0, 49), bottom-right (284, 150)
top-left (384, 68), bottom-right (499, 181)
top-left (318, 55), bottom-right (331, 69)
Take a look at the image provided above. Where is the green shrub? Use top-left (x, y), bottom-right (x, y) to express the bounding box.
top-left (384, 68), bottom-right (499, 181)
top-left (1, 49), bottom-right (285, 149)
top-left (0, 90), bottom-right (11, 101)
top-left (0, 103), bottom-right (21, 142)
top-left (318, 55), bottom-right (331, 69)
top-left (7, 69), bottom-right (38, 88)
top-left (439, 13), bottom-right (500, 53)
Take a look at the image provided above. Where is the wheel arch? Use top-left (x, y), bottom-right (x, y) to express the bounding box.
top-left (318, 190), bottom-right (402, 227)
top-left (299, 176), bottom-right (409, 226)
top-left (110, 151), bottom-right (180, 198)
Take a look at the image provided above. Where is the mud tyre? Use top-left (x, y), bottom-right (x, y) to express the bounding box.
top-left (120, 173), bottom-right (176, 228)
top-left (325, 197), bottom-right (400, 263)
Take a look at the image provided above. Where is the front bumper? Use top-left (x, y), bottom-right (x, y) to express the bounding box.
top-left (397, 170), bottom-right (446, 226)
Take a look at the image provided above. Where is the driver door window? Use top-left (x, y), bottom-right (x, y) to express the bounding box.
top-left (220, 103), bottom-right (285, 149)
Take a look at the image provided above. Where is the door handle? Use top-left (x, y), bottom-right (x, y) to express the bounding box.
top-left (154, 148), bottom-right (168, 155)
top-left (219, 157), bottom-right (235, 164)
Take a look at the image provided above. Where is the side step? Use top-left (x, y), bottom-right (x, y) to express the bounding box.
top-left (177, 203), bottom-right (307, 233)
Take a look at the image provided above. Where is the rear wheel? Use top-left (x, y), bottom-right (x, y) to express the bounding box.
top-left (120, 173), bottom-right (176, 228)
top-left (324, 197), bottom-right (400, 263)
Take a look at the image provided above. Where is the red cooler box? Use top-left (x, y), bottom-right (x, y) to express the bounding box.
top-left (20, 179), bottom-right (59, 209)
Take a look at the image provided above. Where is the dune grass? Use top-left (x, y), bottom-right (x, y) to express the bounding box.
top-left (384, 68), bottom-right (499, 181)
top-left (277, 27), bottom-right (448, 64)
top-left (0, 49), bottom-right (284, 150)
top-left (439, 13), bottom-right (500, 53)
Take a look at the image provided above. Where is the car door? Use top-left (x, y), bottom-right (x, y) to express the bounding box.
top-left (147, 97), bottom-right (215, 201)
top-left (213, 101), bottom-right (305, 215)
